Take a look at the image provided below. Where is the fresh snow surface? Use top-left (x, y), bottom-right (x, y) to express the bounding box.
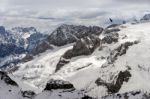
top-left (5, 22), bottom-right (150, 98)
top-left (114, 22), bottom-right (150, 93)
top-left (12, 44), bottom-right (73, 93)
top-left (0, 74), bottom-right (29, 99)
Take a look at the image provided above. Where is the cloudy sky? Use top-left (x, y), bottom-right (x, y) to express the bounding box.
top-left (0, 0), bottom-right (150, 28)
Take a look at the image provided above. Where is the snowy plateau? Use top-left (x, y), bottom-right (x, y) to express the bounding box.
top-left (1, 14), bottom-right (150, 99)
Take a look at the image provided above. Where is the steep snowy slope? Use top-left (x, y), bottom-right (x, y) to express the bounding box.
top-left (12, 45), bottom-right (73, 91)
top-left (3, 22), bottom-right (150, 99)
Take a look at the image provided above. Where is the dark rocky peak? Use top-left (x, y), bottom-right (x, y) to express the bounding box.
top-left (101, 24), bottom-right (121, 44)
top-left (12, 26), bottom-right (37, 33)
top-left (27, 33), bottom-right (48, 52)
top-left (32, 24), bottom-right (103, 56)
top-left (0, 26), bottom-right (6, 33)
top-left (65, 34), bottom-right (101, 58)
top-left (55, 34), bottom-right (101, 72)
top-left (31, 41), bottom-right (53, 56)
top-left (0, 26), bottom-right (10, 37)
top-left (0, 43), bottom-right (25, 58)
top-left (47, 24), bottom-right (103, 46)
top-left (0, 71), bottom-right (18, 86)
top-left (44, 79), bottom-right (75, 91)
top-left (141, 14), bottom-right (150, 21)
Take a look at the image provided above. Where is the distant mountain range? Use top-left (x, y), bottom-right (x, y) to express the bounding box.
top-left (0, 26), bottom-right (48, 67)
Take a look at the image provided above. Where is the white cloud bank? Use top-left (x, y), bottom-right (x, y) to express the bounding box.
top-left (0, 0), bottom-right (150, 28)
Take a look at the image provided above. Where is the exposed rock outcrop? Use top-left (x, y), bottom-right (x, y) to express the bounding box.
top-left (32, 24), bottom-right (103, 56)
top-left (55, 34), bottom-right (101, 71)
top-left (102, 32), bottom-right (119, 44)
top-left (95, 70), bottom-right (131, 94)
top-left (21, 91), bottom-right (35, 98)
top-left (0, 26), bottom-right (6, 33)
top-left (101, 90), bottom-right (150, 99)
top-left (0, 26), bottom-right (48, 68)
top-left (101, 24), bottom-right (121, 44)
top-left (82, 95), bottom-right (95, 99)
top-left (0, 71), bottom-right (18, 86)
top-left (31, 41), bottom-right (54, 56)
top-left (141, 14), bottom-right (150, 21)
top-left (21, 54), bottom-right (34, 62)
top-left (0, 43), bottom-right (25, 57)
top-left (44, 79), bottom-right (74, 91)
top-left (47, 24), bottom-right (103, 46)
top-left (108, 41), bottom-right (139, 63)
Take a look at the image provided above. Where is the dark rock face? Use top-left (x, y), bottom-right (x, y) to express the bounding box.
top-left (21, 54), bottom-right (34, 62)
top-left (141, 14), bottom-right (150, 21)
top-left (95, 70), bottom-right (131, 94)
top-left (27, 33), bottom-right (48, 53)
top-left (12, 27), bottom-right (37, 33)
top-left (21, 91), bottom-right (35, 98)
top-left (31, 24), bottom-right (103, 56)
top-left (44, 79), bottom-right (74, 91)
top-left (0, 26), bottom-right (22, 58)
top-left (10, 27), bottom-right (47, 51)
top-left (47, 24), bottom-right (103, 46)
top-left (104, 29), bottom-right (120, 34)
top-left (0, 71), bottom-right (18, 86)
top-left (0, 26), bottom-right (48, 68)
top-left (55, 34), bottom-right (101, 72)
top-left (0, 43), bottom-right (25, 57)
top-left (101, 90), bottom-right (150, 99)
top-left (104, 24), bottom-right (120, 34)
top-left (31, 41), bottom-right (53, 56)
top-left (64, 34), bottom-right (100, 58)
top-left (106, 24), bottom-right (120, 29)
top-left (108, 41), bottom-right (139, 63)
top-left (0, 26), bottom-right (6, 34)
top-left (82, 95), bottom-right (94, 99)
top-left (102, 32), bottom-right (119, 44)
top-left (102, 24), bottom-right (121, 44)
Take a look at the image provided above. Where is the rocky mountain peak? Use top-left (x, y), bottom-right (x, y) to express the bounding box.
top-left (141, 13), bottom-right (150, 21)
top-left (11, 27), bottom-right (37, 33)
top-left (47, 24), bottom-right (103, 46)
top-left (32, 24), bottom-right (103, 56)
top-left (0, 26), bottom-right (6, 34)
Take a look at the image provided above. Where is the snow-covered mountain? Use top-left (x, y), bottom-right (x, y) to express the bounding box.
top-left (1, 14), bottom-right (150, 99)
top-left (31, 24), bottom-right (103, 56)
top-left (0, 26), bottom-right (48, 68)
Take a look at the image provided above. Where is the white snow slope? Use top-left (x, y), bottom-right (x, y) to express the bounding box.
top-left (2, 21), bottom-right (150, 99)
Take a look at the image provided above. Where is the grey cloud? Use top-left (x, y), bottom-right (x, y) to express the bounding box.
top-left (73, 11), bottom-right (109, 19)
top-left (0, 0), bottom-right (150, 27)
